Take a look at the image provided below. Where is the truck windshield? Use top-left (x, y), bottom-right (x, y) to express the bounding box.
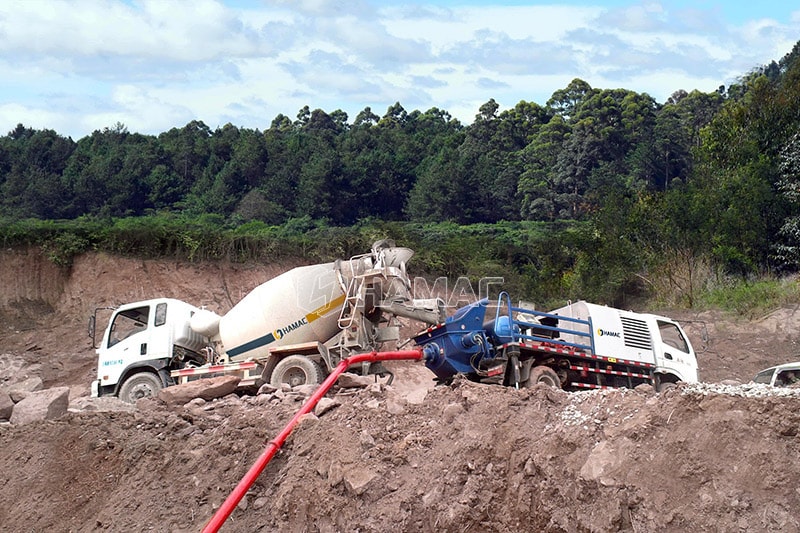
top-left (109, 305), bottom-right (150, 347)
top-left (657, 321), bottom-right (689, 353)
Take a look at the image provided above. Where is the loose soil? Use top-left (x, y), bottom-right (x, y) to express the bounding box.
top-left (1, 247), bottom-right (799, 532)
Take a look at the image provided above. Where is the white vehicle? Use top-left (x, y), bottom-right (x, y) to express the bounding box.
top-left (414, 296), bottom-right (698, 391)
top-left (543, 300), bottom-right (699, 389)
top-left (753, 362), bottom-right (800, 387)
top-left (90, 241), bottom-right (444, 403)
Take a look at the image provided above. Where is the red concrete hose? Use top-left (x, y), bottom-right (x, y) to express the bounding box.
top-left (201, 349), bottom-right (425, 533)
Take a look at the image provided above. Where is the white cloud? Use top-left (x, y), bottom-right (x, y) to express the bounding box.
top-left (0, 0), bottom-right (797, 138)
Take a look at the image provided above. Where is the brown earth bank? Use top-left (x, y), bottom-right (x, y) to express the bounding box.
top-left (1, 246), bottom-right (799, 532)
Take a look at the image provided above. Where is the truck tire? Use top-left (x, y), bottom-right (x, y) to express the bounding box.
top-left (118, 372), bottom-right (163, 403)
top-left (657, 380), bottom-right (677, 393)
top-left (524, 366), bottom-right (561, 389)
top-left (270, 355), bottom-right (324, 388)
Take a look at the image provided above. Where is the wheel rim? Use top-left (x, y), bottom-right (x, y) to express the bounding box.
top-left (539, 375), bottom-right (558, 387)
top-left (130, 382), bottom-right (157, 400)
top-left (282, 367), bottom-right (307, 387)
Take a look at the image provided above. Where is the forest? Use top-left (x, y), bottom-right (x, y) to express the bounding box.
top-left (2, 41), bottom-right (800, 310)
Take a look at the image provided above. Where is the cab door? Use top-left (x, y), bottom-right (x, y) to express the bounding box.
top-left (653, 319), bottom-right (698, 383)
top-left (97, 303), bottom-right (153, 386)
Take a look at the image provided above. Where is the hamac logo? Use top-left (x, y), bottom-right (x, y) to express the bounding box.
top-left (597, 328), bottom-right (621, 338)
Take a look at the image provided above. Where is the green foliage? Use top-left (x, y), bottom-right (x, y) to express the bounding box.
top-left (42, 232), bottom-right (91, 267)
top-left (698, 277), bottom-right (800, 318)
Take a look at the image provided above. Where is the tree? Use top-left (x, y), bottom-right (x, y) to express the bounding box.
top-left (0, 126), bottom-right (75, 218)
top-left (773, 132), bottom-right (800, 268)
top-left (547, 78), bottom-right (594, 120)
top-left (517, 115), bottom-right (570, 220)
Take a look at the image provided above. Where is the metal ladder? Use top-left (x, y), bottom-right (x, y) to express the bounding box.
top-left (338, 273), bottom-right (367, 329)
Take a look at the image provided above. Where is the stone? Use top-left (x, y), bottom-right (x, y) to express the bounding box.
top-left (0, 390), bottom-right (13, 420)
top-left (7, 376), bottom-right (44, 402)
top-left (68, 396), bottom-right (137, 413)
top-left (314, 397), bottom-right (340, 416)
top-left (257, 383), bottom-right (278, 395)
top-left (294, 384), bottom-right (318, 396)
top-left (157, 375), bottom-right (241, 407)
top-left (442, 402), bottom-right (464, 423)
top-left (405, 388), bottom-right (428, 405)
top-left (10, 386), bottom-right (70, 425)
top-left (343, 467), bottom-right (377, 495)
top-left (338, 373), bottom-right (374, 388)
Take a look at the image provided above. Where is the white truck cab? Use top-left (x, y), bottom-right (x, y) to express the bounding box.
top-left (92, 298), bottom-right (207, 401)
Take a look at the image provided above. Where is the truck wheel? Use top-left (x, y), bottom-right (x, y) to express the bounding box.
top-left (655, 374), bottom-right (677, 393)
top-left (658, 381), bottom-right (677, 393)
top-left (118, 372), bottom-right (163, 403)
top-left (524, 366), bottom-right (561, 389)
top-left (270, 355), bottom-right (324, 388)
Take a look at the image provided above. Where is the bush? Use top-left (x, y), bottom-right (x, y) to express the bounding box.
top-left (699, 276), bottom-right (800, 317)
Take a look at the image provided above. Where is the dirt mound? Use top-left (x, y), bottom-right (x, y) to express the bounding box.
top-left (1, 381), bottom-right (798, 532)
top-left (1, 247), bottom-right (800, 532)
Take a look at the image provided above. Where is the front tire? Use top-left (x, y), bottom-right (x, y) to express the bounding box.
top-left (269, 355), bottom-right (324, 388)
top-left (118, 372), bottom-right (163, 403)
top-left (524, 365), bottom-right (562, 388)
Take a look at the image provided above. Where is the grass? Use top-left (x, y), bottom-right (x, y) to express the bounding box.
top-left (698, 276), bottom-right (800, 318)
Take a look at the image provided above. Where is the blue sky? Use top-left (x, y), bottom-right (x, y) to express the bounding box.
top-left (0, 0), bottom-right (797, 139)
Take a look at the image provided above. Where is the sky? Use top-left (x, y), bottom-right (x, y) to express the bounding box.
top-left (0, 0), bottom-right (798, 140)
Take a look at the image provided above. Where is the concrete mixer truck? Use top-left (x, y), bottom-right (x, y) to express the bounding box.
top-left (90, 241), bottom-right (445, 403)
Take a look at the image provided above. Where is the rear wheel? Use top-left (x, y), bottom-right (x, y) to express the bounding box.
top-left (118, 372), bottom-right (163, 403)
top-left (269, 355), bottom-right (324, 388)
top-left (657, 380), bottom-right (677, 393)
top-left (524, 365), bottom-right (562, 388)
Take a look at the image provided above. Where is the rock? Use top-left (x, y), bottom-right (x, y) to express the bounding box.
top-left (7, 376), bottom-right (44, 402)
top-left (442, 402), bottom-right (464, 423)
top-left (253, 394), bottom-right (272, 406)
top-left (257, 383), bottom-right (278, 395)
top-left (0, 390), bottom-right (13, 420)
top-left (314, 397), bottom-right (340, 416)
top-left (338, 373), bottom-right (374, 388)
top-left (405, 388), bottom-right (428, 405)
top-left (135, 397), bottom-right (163, 412)
top-left (359, 429), bottom-right (376, 448)
top-left (327, 462), bottom-right (344, 487)
top-left (68, 396), bottom-right (137, 413)
top-left (157, 375), bottom-right (241, 407)
top-left (294, 384), bottom-right (318, 396)
top-left (298, 412), bottom-right (319, 426)
top-left (580, 440), bottom-right (623, 487)
top-left (385, 398), bottom-right (405, 415)
top-left (343, 467), bottom-right (377, 495)
top-left (236, 495), bottom-right (248, 511)
top-left (10, 387), bottom-right (70, 425)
